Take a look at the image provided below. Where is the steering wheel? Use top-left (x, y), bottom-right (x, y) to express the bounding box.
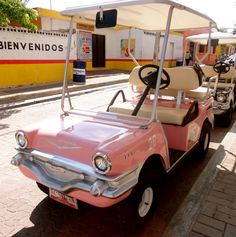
top-left (138, 64), bottom-right (170, 90)
top-left (213, 62), bottom-right (230, 74)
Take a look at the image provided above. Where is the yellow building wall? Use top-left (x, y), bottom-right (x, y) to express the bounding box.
top-left (86, 59), bottom-right (176, 71)
top-left (0, 59), bottom-right (176, 87)
top-left (0, 62), bottom-right (73, 87)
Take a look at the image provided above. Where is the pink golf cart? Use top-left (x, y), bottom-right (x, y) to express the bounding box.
top-left (11, 0), bottom-right (216, 221)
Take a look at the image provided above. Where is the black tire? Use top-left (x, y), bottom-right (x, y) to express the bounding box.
top-left (222, 105), bottom-right (233, 127)
top-left (37, 182), bottom-right (49, 195)
top-left (122, 166), bottom-right (161, 224)
top-left (196, 121), bottom-right (211, 157)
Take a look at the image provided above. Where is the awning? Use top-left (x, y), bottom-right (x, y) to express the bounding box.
top-left (186, 32), bottom-right (236, 45)
top-left (61, 0), bottom-right (216, 31)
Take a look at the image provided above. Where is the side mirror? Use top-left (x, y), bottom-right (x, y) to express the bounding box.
top-left (96, 9), bottom-right (117, 28)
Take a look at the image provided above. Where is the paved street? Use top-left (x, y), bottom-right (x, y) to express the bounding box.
top-left (0, 83), bottom-right (235, 237)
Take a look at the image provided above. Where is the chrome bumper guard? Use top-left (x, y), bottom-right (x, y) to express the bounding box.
top-left (213, 102), bottom-right (230, 114)
top-left (11, 149), bottom-right (141, 198)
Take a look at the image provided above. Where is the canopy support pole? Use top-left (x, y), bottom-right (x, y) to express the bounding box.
top-left (61, 16), bottom-right (74, 113)
top-left (147, 5), bottom-right (174, 124)
top-left (183, 39), bottom-right (188, 66)
top-left (195, 21), bottom-right (212, 64)
top-left (128, 28), bottom-right (139, 66)
top-left (152, 32), bottom-right (161, 65)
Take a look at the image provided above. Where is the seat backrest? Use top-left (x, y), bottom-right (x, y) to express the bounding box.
top-left (201, 65), bottom-right (217, 78)
top-left (221, 66), bottom-right (235, 79)
top-left (201, 64), bottom-right (235, 80)
top-left (164, 67), bottom-right (201, 91)
top-left (129, 66), bottom-right (144, 88)
top-left (129, 66), bottom-right (202, 93)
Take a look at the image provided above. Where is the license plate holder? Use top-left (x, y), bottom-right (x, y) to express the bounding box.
top-left (49, 188), bottom-right (78, 209)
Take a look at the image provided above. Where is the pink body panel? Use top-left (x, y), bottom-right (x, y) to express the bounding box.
top-left (21, 113), bottom-right (168, 177)
top-left (16, 95), bottom-right (213, 207)
top-left (162, 98), bottom-right (213, 151)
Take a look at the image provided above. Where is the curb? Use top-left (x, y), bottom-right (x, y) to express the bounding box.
top-left (0, 78), bottom-right (128, 110)
top-left (162, 121), bottom-right (236, 237)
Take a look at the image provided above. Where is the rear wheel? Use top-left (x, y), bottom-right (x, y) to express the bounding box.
top-left (222, 104), bottom-right (233, 127)
top-left (196, 121), bottom-right (211, 157)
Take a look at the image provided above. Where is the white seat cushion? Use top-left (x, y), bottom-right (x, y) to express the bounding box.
top-left (109, 101), bottom-right (188, 125)
top-left (159, 86), bottom-right (210, 100)
top-left (201, 64), bottom-right (235, 80)
top-left (185, 86), bottom-right (210, 99)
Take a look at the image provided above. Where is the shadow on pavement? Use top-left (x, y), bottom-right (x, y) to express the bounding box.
top-left (212, 112), bottom-right (236, 144)
top-left (0, 106), bottom-right (21, 131)
top-left (0, 106), bottom-right (20, 119)
top-left (12, 196), bottom-right (143, 237)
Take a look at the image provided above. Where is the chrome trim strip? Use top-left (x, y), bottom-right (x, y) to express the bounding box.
top-left (12, 149), bottom-right (141, 198)
top-left (166, 142), bottom-right (198, 173)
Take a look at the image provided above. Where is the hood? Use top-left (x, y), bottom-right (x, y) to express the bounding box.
top-left (22, 114), bottom-right (132, 165)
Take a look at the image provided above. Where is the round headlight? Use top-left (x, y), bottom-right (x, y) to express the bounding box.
top-left (92, 153), bottom-right (112, 174)
top-left (216, 93), bottom-right (226, 103)
top-left (15, 131), bottom-right (28, 149)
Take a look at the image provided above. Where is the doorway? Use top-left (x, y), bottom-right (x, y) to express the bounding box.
top-left (92, 34), bottom-right (105, 67)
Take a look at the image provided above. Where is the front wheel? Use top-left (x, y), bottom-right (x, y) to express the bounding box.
top-left (122, 167), bottom-right (160, 223)
top-left (222, 105), bottom-right (233, 127)
top-left (36, 182), bottom-right (49, 195)
top-left (136, 182), bottom-right (156, 219)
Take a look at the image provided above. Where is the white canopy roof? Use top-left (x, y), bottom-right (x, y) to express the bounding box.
top-left (61, 0), bottom-right (216, 31)
top-left (186, 32), bottom-right (236, 45)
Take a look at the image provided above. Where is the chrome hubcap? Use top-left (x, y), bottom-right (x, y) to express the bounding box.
top-left (138, 187), bottom-right (153, 217)
top-left (204, 133), bottom-right (209, 151)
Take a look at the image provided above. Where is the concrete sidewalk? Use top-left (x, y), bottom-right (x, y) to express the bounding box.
top-left (163, 121), bottom-right (236, 237)
top-left (0, 70), bottom-right (129, 109)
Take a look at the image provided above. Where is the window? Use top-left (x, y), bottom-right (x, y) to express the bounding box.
top-left (199, 45), bottom-right (205, 53)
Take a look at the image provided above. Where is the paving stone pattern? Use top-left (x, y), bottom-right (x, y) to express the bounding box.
top-left (189, 137), bottom-right (236, 237)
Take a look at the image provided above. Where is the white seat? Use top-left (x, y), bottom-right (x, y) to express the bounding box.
top-left (108, 66), bottom-right (199, 125)
top-left (186, 87), bottom-right (209, 99)
top-left (201, 64), bottom-right (235, 80)
top-left (160, 86), bottom-right (210, 100)
top-left (161, 67), bottom-right (211, 100)
top-left (221, 67), bottom-right (235, 79)
top-left (164, 67), bottom-right (201, 90)
top-left (109, 101), bottom-right (188, 125)
top-left (201, 65), bottom-right (217, 78)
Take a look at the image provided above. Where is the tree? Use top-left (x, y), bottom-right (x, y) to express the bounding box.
top-left (0, 0), bottom-right (37, 32)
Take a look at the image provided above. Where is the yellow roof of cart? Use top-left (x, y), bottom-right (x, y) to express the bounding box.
top-left (61, 0), bottom-right (217, 31)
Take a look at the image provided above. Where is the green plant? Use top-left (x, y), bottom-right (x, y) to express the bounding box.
top-left (0, 0), bottom-right (38, 32)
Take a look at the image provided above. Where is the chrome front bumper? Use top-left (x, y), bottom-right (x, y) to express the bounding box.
top-left (12, 149), bottom-right (141, 198)
top-left (213, 101), bottom-right (230, 115)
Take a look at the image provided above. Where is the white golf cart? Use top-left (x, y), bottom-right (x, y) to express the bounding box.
top-left (187, 32), bottom-right (236, 126)
top-left (12, 0), bottom-right (216, 222)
